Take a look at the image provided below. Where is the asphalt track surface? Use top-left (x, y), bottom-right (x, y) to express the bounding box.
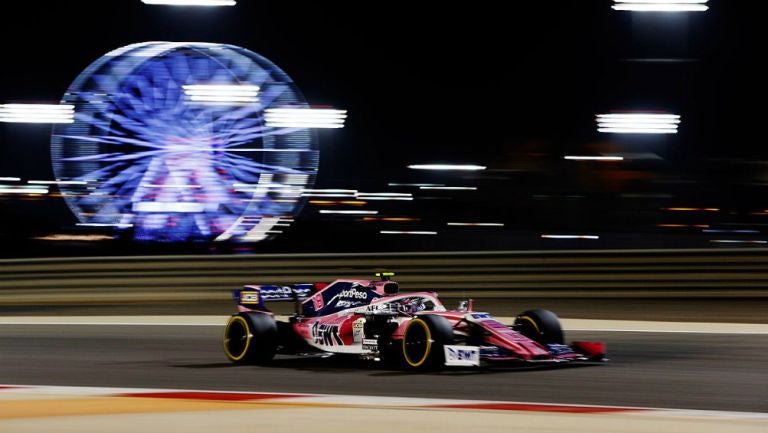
top-left (1, 321), bottom-right (766, 413)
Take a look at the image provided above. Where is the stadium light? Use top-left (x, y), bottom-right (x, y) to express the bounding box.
top-left (141, 0), bottom-right (237, 6)
top-left (596, 113), bottom-right (680, 134)
top-left (612, 0), bottom-right (708, 12)
top-left (264, 108), bottom-right (347, 129)
top-left (182, 84), bottom-right (259, 105)
top-left (0, 104), bottom-right (74, 124)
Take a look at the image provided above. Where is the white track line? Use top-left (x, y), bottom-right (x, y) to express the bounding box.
top-left (0, 316), bottom-right (767, 334)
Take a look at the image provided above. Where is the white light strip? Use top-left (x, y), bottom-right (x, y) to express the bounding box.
top-left (356, 196), bottom-right (414, 201)
top-left (76, 223), bottom-right (134, 228)
top-left (596, 113), bottom-right (680, 134)
top-left (709, 240), bottom-right (767, 244)
top-left (447, 222), bottom-right (505, 227)
top-left (300, 193), bottom-right (357, 198)
top-left (264, 108), bottom-right (347, 129)
top-left (302, 189), bottom-right (358, 194)
top-left (407, 164), bottom-right (486, 171)
top-left (182, 84), bottom-right (258, 105)
top-left (227, 149), bottom-right (310, 152)
top-left (388, 183), bottom-right (445, 187)
top-left (541, 234), bottom-right (600, 240)
top-left (564, 156), bottom-right (624, 161)
top-left (0, 177), bottom-right (21, 181)
top-left (139, 184), bottom-right (201, 188)
top-left (612, 3), bottom-right (708, 11)
top-left (141, 0), bottom-right (236, 6)
top-left (419, 186), bottom-right (477, 190)
top-left (319, 210), bottom-right (379, 215)
top-left (28, 180), bottom-right (88, 185)
top-left (614, 0), bottom-right (707, 3)
top-left (0, 188), bottom-right (48, 194)
top-left (380, 230), bottom-right (437, 235)
top-left (0, 104), bottom-right (74, 124)
top-left (598, 128), bottom-right (678, 134)
top-left (133, 202), bottom-right (205, 213)
top-left (356, 192), bottom-right (412, 197)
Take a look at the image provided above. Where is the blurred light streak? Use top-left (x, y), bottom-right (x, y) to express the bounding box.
top-left (709, 240), bottom-right (767, 244)
top-left (657, 224), bottom-right (710, 228)
top-left (182, 84), bottom-right (259, 105)
top-left (302, 189), bottom-right (357, 194)
top-left (362, 217), bottom-right (419, 222)
top-left (28, 180), bottom-right (88, 185)
top-left (563, 156), bottom-right (624, 161)
top-left (76, 223), bottom-right (134, 228)
top-left (541, 234), bottom-right (600, 240)
top-left (380, 230), bottom-right (437, 235)
top-left (703, 229), bottom-right (760, 234)
top-left (663, 207), bottom-right (719, 212)
top-left (0, 177), bottom-right (21, 181)
top-left (0, 104), bottom-right (74, 123)
top-left (447, 222), bottom-right (505, 227)
top-left (356, 192), bottom-right (412, 198)
top-left (356, 196), bottom-right (414, 201)
top-left (140, 184), bottom-right (202, 188)
top-left (389, 183), bottom-right (444, 187)
top-left (264, 108), bottom-right (347, 128)
top-left (597, 113), bottom-right (680, 134)
top-left (0, 187), bottom-right (49, 194)
top-left (408, 164), bottom-right (486, 171)
top-left (419, 186), bottom-right (477, 190)
top-left (141, 0), bottom-right (236, 5)
top-left (34, 234), bottom-right (115, 241)
top-left (309, 200), bottom-right (367, 206)
top-left (300, 193), bottom-right (357, 198)
top-left (319, 210), bottom-right (378, 215)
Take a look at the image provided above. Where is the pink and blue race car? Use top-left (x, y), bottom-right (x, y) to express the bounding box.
top-left (223, 273), bottom-right (606, 370)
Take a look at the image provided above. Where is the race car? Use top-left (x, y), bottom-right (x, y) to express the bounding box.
top-left (223, 273), bottom-right (606, 370)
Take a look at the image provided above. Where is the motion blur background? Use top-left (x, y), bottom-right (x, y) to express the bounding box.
top-left (2, 0), bottom-right (767, 257)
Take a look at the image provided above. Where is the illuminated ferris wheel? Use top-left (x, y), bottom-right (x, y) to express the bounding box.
top-left (51, 42), bottom-right (331, 242)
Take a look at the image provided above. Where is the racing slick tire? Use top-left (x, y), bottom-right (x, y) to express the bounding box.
top-left (513, 309), bottom-right (564, 345)
top-left (400, 315), bottom-right (454, 370)
top-left (223, 312), bottom-right (278, 364)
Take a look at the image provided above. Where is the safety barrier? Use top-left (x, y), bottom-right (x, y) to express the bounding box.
top-left (1, 248), bottom-right (767, 303)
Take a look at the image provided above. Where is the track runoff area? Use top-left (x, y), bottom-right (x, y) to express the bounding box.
top-left (0, 316), bottom-right (766, 433)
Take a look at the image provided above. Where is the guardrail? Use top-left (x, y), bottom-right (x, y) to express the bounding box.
top-left (1, 248), bottom-right (767, 303)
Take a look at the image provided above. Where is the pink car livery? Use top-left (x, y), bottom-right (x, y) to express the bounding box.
top-left (223, 273), bottom-right (606, 370)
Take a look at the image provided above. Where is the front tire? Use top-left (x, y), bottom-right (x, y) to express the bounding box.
top-left (514, 309), bottom-right (564, 345)
top-left (223, 313), bottom-right (278, 364)
top-left (401, 315), bottom-right (454, 370)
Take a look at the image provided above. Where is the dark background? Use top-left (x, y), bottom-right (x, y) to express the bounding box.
top-left (1, 0), bottom-right (767, 256)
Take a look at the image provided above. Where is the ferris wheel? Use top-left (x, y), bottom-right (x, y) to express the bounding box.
top-left (51, 42), bottom-right (321, 242)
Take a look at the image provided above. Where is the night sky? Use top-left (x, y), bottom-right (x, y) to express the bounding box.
top-left (1, 1), bottom-right (767, 255)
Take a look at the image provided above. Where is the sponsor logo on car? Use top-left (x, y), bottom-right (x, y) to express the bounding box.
top-left (338, 289), bottom-right (368, 299)
top-left (311, 322), bottom-right (344, 346)
top-left (240, 291), bottom-right (260, 304)
top-left (443, 345), bottom-right (480, 366)
top-left (352, 318), bottom-right (365, 343)
top-left (362, 338), bottom-right (378, 352)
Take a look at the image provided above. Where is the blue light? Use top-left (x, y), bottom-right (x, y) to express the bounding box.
top-left (51, 42), bottom-right (319, 242)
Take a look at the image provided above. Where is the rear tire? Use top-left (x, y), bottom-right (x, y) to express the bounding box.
top-left (514, 309), bottom-right (564, 345)
top-left (400, 315), bottom-right (454, 370)
top-left (223, 313), bottom-right (278, 364)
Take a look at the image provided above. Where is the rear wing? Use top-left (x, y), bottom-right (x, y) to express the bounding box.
top-left (233, 284), bottom-right (314, 310)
